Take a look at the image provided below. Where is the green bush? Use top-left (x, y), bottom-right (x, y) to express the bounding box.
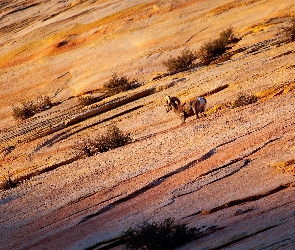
top-left (122, 218), bottom-right (196, 250)
top-left (77, 124), bottom-right (132, 156)
top-left (198, 27), bottom-right (238, 65)
top-left (103, 73), bottom-right (137, 96)
top-left (163, 48), bottom-right (197, 74)
top-left (283, 18), bottom-right (295, 42)
top-left (231, 94), bottom-right (258, 108)
top-left (12, 95), bottom-right (53, 120)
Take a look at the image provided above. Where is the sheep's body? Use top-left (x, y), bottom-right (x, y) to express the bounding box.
top-left (165, 95), bottom-right (206, 123)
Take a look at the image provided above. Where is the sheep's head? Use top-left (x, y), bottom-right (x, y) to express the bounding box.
top-left (165, 95), bottom-right (180, 112)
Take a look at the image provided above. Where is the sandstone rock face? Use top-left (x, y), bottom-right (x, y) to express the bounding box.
top-left (0, 0), bottom-right (295, 249)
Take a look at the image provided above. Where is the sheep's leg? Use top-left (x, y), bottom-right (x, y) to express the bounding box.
top-left (180, 112), bottom-right (186, 123)
top-left (202, 106), bottom-right (206, 116)
top-left (192, 104), bottom-right (199, 119)
top-left (199, 102), bottom-right (206, 117)
top-left (201, 103), bottom-right (206, 113)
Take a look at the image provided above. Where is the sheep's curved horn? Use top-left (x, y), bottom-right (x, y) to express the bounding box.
top-left (165, 95), bottom-right (171, 104)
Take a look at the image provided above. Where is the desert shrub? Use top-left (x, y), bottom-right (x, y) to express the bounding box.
top-left (35, 95), bottom-right (53, 112)
top-left (12, 95), bottom-right (53, 120)
top-left (1, 145), bottom-right (15, 157)
top-left (3, 175), bottom-right (17, 190)
top-left (103, 73), bottom-right (138, 96)
top-left (218, 26), bottom-right (238, 45)
top-left (77, 124), bottom-right (132, 156)
top-left (13, 101), bottom-right (36, 120)
top-left (163, 48), bottom-right (197, 74)
top-left (122, 218), bottom-right (196, 250)
top-left (198, 27), bottom-right (238, 65)
top-left (78, 94), bottom-right (97, 107)
top-left (283, 18), bottom-right (295, 42)
top-left (231, 94), bottom-right (258, 108)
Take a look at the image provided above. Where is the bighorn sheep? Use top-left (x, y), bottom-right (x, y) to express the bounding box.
top-left (165, 95), bottom-right (206, 123)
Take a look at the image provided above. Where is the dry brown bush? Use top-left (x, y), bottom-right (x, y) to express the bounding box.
top-left (198, 27), bottom-right (238, 65)
top-left (103, 73), bottom-right (138, 96)
top-left (283, 18), bottom-right (295, 42)
top-left (231, 94), bottom-right (258, 108)
top-left (12, 95), bottom-right (53, 120)
top-left (163, 48), bottom-right (197, 74)
top-left (78, 94), bottom-right (97, 107)
top-left (77, 124), bottom-right (132, 156)
top-left (122, 218), bottom-right (196, 250)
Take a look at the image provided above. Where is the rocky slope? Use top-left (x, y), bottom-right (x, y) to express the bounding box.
top-left (0, 0), bottom-right (295, 249)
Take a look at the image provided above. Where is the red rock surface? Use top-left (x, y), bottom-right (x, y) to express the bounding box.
top-left (0, 0), bottom-right (295, 249)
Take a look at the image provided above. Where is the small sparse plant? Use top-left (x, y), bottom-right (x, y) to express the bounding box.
top-left (2, 145), bottom-right (15, 156)
top-left (78, 94), bottom-right (97, 107)
top-left (198, 27), bottom-right (238, 65)
top-left (218, 26), bottom-right (239, 46)
top-left (122, 218), bottom-right (196, 250)
top-left (13, 101), bottom-right (36, 120)
top-left (163, 48), bottom-right (197, 74)
top-left (12, 95), bottom-right (53, 120)
top-left (2, 169), bottom-right (17, 190)
top-left (4, 175), bottom-right (16, 190)
top-left (103, 73), bottom-right (138, 96)
top-left (77, 124), bottom-right (132, 156)
top-left (35, 95), bottom-right (53, 112)
top-left (231, 94), bottom-right (258, 108)
top-left (283, 18), bottom-right (295, 42)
